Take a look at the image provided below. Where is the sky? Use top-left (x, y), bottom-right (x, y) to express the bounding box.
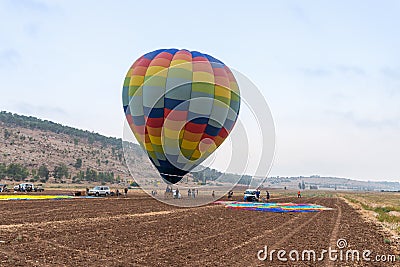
top-left (0, 0), bottom-right (399, 181)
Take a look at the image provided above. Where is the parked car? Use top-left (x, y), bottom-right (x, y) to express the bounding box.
top-left (14, 183), bottom-right (35, 192)
top-left (243, 189), bottom-right (259, 202)
top-left (88, 186), bottom-right (111, 197)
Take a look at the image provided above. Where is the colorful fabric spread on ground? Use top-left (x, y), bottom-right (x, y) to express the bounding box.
top-left (215, 201), bottom-right (333, 213)
top-left (0, 195), bottom-right (94, 201)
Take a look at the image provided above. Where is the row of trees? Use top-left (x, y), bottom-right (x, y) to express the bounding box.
top-left (0, 163), bottom-right (29, 181)
top-left (0, 163), bottom-right (50, 182)
top-left (72, 168), bottom-right (117, 183)
top-left (191, 167), bottom-right (254, 185)
top-left (0, 162), bottom-right (119, 184)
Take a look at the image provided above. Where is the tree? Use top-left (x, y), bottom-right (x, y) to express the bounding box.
top-left (298, 182), bottom-right (302, 189)
top-left (53, 164), bottom-right (69, 180)
top-left (72, 170), bottom-right (85, 183)
top-left (38, 165), bottom-right (49, 181)
top-left (238, 175), bottom-right (252, 185)
top-left (74, 158), bottom-right (82, 169)
top-left (301, 181), bottom-right (306, 190)
top-left (6, 163), bottom-right (29, 181)
top-left (85, 168), bottom-right (97, 181)
top-left (4, 129), bottom-right (11, 139)
top-left (88, 136), bottom-right (94, 145)
top-left (0, 163), bottom-right (6, 179)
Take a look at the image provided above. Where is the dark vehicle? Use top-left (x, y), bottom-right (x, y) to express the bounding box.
top-left (243, 189), bottom-right (259, 202)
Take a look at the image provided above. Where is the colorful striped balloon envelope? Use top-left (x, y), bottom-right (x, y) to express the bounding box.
top-left (215, 201), bottom-right (333, 213)
top-left (122, 49), bottom-right (240, 184)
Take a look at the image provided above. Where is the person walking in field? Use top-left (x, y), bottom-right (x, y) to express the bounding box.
top-left (297, 191), bottom-right (301, 198)
top-left (188, 188), bottom-right (191, 198)
top-left (124, 187), bottom-right (128, 197)
top-left (228, 190), bottom-right (233, 200)
top-left (212, 190), bottom-right (215, 198)
top-left (266, 191), bottom-right (270, 201)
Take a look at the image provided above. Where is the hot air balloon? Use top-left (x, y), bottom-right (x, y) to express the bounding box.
top-left (122, 49), bottom-right (240, 184)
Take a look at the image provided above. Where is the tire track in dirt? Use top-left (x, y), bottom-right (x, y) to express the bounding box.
top-left (231, 214), bottom-right (306, 250)
top-left (326, 198), bottom-right (342, 267)
top-left (195, 213), bottom-right (307, 266)
top-left (255, 198), bottom-right (339, 267)
top-left (132, 210), bottom-right (302, 266)
top-left (214, 197), bottom-right (337, 266)
top-left (180, 197), bottom-right (323, 266)
top-left (237, 198), bottom-right (321, 247)
top-left (227, 211), bottom-right (323, 266)
top-left (132, 211), bottom-right (284, 262)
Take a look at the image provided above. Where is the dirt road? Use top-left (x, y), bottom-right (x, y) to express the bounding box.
top-left (0, 195), bottom-right (397, 266)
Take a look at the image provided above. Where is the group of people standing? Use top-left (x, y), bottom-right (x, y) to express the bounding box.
top-left (0, 184), bottom-right (8, 192)
top-left (188, 188), bottom-right (198, 198)
top-left (163, 186), bottom-right (199, 199)
top-left (116, 187), bottom-right (128, 197)
top-left (256, 190), bottom-right (271, 202)
top-left (18, 184), bottom-right (33, 192)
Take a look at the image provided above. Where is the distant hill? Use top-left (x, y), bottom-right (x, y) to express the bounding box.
top-left (262, 176), bottom-right (400, 191)
top-left (0, 111), bottom-right (154, 184)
